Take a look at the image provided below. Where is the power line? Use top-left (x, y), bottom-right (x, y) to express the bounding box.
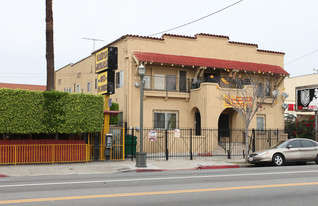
top-left (148, 0), bottom-right (244, 37)
top-left (285, 49), bottom-right (318, 65)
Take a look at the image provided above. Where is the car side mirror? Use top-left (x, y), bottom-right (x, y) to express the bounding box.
top-left (286, 145), bottom-right (293, 149)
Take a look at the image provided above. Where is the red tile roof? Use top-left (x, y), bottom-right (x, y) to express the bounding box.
top-left (134, 52), bottom-right (288, 75)
top-left (0, 83), bottom-right (46, 91)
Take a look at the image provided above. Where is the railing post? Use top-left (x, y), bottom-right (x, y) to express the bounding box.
top-left (276, 129), bottom-right (279, 142)
top-left (14, 145), bottom-right (17, 165)
top-left (228, 129), bottom-right (231, 159)
top-left (165, 129), bottom-right (169, 161)
top-left (268, 129), bottom-right (272, 148)
top-left (52, 144), bottom-right (55, 164)
top-left (132, 128), bottom-right (134, 161)
top-left (190, 128), bottom-right (193, 160)
top-left (252, 129), bottom-right (256, 152)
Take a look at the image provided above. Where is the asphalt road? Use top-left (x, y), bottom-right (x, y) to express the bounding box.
top-left (1, 164), bottom-right (318, 206)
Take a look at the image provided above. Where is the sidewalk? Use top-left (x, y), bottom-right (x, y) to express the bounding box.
top-left (0, 158), bottom-right (249, 177)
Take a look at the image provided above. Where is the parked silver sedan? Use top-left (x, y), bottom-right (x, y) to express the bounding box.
top-left (248, 138), bottom-right (318, 166)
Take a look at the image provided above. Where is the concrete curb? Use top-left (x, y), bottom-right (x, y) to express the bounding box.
top-left (136, 164), bottom-right (241, 172)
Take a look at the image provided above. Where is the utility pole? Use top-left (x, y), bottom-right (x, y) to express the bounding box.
top-left (82, 37), bottom-right (104, 52)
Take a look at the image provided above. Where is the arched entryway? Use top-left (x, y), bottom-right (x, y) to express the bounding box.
top-left (218, 108), bottom-right (235, 142)
top-left (195, 111), bottom-right (201, 135)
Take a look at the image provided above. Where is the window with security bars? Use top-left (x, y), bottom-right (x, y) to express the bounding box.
top-left (154, 110), bottom-right (178, 129)
top-left (256, 115), bottom-right (265, 130)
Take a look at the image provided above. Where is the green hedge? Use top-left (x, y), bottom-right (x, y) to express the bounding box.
top-left (110, 102), bottom-right (119, 125)
top-left (0, 89), bottom-right (104, 134)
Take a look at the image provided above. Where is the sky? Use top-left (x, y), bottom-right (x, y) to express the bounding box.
top-left (0, 0), bottom-right (317, 85)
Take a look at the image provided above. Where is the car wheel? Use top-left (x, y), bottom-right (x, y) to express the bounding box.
top-left (316, 155), bottom-right (318, 164)
top-left (272, 154), bottom-right (284, 166)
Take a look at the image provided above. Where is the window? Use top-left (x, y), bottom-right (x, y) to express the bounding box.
top-left (116, 71), bottom-right (124, 88)
top-left (64, 88), bottom-right (67, 92)
top-left (256, 83), bottom-right (264, 97)
top-left (76, 84), bottom-right (81, 93)
top-left (68, 88), bottom-right (72, 93)
top-left (95, 79), bottom-right (98, 89)
top-left (288, 140), bottom-right (301, 148)
top-left (264, 79), bottom-right (271, 97)
top-left (301, 140), bottom-right (317, 147)
top-left (87, 82), bottom-right (91, 92)
top-left (154, 110), bottom-right (178, 129)
top-left (154, 75), bottom-right (165, 90)
top-left (166, 75), bottom-right (176, 91)
top-left (256, 115), bottom-right (265, 130)
top-left (144, 76), bottom-right (151, 89)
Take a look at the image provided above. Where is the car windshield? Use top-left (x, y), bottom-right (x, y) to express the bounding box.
top-left (270, 140), bottom-right (290, 149)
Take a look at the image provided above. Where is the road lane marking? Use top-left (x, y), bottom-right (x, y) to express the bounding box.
top-left (1, 169), bottom-right (318, 188)
top-left (1, 181), bottom-right (318, 204)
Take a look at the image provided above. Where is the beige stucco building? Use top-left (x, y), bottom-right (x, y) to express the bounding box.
top-left (56, 33), bottom-right (288, 134)
top-left (284, 73), bottom-right (318, 120)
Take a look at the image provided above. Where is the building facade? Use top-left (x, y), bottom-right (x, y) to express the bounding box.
top-left (284, 73), bottom-right (318, 120)
top-left (55, 33), bottom-right (288, 133)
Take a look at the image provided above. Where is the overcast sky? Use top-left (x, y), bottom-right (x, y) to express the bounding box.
top-left (0, 0), bottom-right (317, 85)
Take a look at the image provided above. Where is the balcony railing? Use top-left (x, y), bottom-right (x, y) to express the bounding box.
top-left (144, 75), bottom-right (191, 93)
top-left (192, 77), bottom-right (274, 98)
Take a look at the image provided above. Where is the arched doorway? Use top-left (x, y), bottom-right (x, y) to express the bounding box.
top-left (195, 111), bottom-right (201, 136)
top-left (218, 108), bottom-right (235, 142)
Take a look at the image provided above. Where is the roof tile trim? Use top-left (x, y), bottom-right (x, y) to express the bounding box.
top-left (134, 52), bottom-right (289, 75)
top-left (229, 41), bottom-right (258, 47)
top-left (93, 33), bottom-right (284, 55)
top-left (257, 49), bottom-right (285, 55)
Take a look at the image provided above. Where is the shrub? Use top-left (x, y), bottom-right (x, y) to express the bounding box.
top-left (0, 89), bottom-right (104, 134)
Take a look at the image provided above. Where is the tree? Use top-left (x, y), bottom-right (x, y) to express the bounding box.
top-left (218, 70), bottom-right (280, 155)
top-left (46, 0), bottom-right (55, 91)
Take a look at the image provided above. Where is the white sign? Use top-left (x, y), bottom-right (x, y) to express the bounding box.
top-left (174, 129), bottom-right (180, 138)
top-left (148, 130), bottom-right (157, 142)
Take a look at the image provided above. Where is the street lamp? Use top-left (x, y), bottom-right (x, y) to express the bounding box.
top-left (136, 63), bottom-right (147, 167)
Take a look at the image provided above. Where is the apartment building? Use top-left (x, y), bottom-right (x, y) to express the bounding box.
top-left (55, 33), bottom-right (288, 133)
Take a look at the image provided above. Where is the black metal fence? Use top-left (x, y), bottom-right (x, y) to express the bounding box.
top-left (124, 128), bottom-right (291, 160)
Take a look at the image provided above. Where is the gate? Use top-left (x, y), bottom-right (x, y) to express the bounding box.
top-left (108, 127), bottom-right (125, 160)
top-left (125, 128), bottom-right (289, 160)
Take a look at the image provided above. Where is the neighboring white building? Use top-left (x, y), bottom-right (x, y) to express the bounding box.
top-left (284, 73), bottom-right (318, 120)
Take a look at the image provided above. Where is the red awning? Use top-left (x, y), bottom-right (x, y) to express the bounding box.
top-left (134, 52), bottom-right (288, 75)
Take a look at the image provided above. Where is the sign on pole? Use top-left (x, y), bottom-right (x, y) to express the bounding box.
top-left (296, 85), bottom-right (318, 111)
top-left (95, 47), bottom-right (118, 95)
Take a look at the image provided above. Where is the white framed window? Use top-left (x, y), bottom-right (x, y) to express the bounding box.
top-left (154, 75), bottom-right (165, 90)
top-left (87, 82), bottom-right (91, 92)
top-left (76, 84), bottom-right (81, 93)
top-left (144, 76), bottom-right (151, 89)
top-left (154, 110), bottom-right (179, 129)
top-left (256, 115), bottom-right (265, 130)
top-left (116, 71), bottom-right (124, 88)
